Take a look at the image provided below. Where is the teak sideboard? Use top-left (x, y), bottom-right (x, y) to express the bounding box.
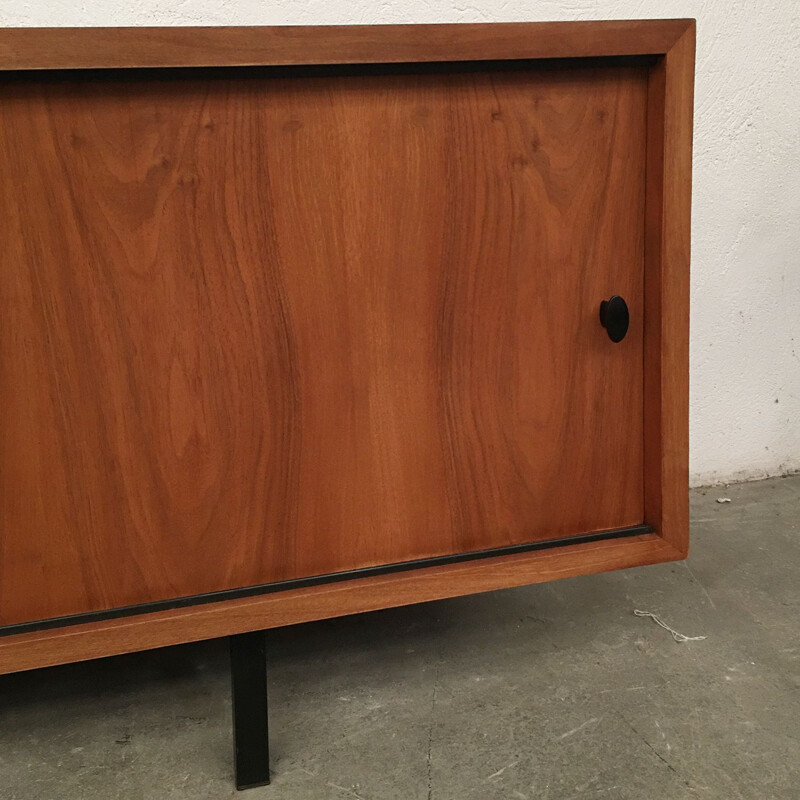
top-left (0, 20), bottom-right (694, 788)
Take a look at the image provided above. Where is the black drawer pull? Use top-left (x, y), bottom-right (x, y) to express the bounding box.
top-left (599, 295), bottom-right (629, 343)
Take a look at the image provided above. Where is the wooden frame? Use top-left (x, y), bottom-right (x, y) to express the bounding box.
top-left (0, 20), bottom-right (693, 71)
top-left (0, 20), bottom-right (694, 675)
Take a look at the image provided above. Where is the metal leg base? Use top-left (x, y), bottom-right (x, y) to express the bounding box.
top-left (230, 630), bottom-right (270, 790)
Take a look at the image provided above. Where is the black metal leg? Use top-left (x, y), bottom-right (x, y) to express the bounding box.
top-left (230, 630), bottom-right (270, 790)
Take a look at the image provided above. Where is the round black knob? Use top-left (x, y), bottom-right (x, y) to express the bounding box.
top-left (599, 296), bottom-right (629, 343)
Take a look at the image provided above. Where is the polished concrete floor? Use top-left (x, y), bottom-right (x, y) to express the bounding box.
top-left (1, 476), bottom-right (798, 800)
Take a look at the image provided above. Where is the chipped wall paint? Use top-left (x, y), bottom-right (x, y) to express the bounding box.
top-left (2, 1), bottom-right (798, 487)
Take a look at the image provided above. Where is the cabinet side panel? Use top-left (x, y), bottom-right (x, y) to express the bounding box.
top-left (643, 26), bottom-right (694, 555)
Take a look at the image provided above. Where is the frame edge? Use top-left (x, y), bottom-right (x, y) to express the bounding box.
top-left (643, 21), bottom-right (695, 557)
top-left (0, 20), bottom-right (697, 71)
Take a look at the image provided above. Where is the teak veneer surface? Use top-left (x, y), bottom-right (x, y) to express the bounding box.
top-left (0, 63), bottom-right (647, 627)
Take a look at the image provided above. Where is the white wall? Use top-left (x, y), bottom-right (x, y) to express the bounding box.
top-left (2, 1), bottom-right (799, 487)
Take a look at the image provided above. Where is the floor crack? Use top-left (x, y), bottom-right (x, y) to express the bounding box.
top-left (616, 713), bottom-right (691, 787)
top-left (426, 669), bottom-right (439, 800)
top-left (683, 562), bottom-right (717, 609)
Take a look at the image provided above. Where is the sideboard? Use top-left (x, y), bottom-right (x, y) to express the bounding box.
top-left (0, 20), bottom-right (695, 788)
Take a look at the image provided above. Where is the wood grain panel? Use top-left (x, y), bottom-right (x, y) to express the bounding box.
top-left (0, 62), bottom-right (647, 627)
top-left (0, 20), bottom-right (695, 71)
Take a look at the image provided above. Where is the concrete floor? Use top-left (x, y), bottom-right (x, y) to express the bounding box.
top-left (1, 476), bottom-right (799, 800)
